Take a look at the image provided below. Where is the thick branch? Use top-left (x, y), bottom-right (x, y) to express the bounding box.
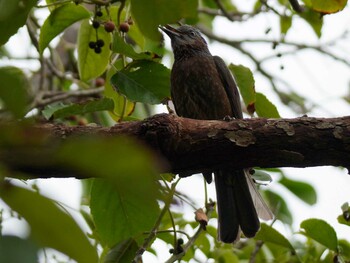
top-left (1, 114), bottom-right (350, 178)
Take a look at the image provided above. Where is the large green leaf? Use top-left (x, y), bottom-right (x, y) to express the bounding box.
top-left (39, 3), bottom-right (90, 54)
top-left (255, 223), bottom-right (295, 251)
top-left (229, 63), bottom-right (256, 109)
top-left (0, 66), bottom-right (29, 118)
top-left (0, 236), bottom-right (38, 263)
top-left (279, 176), bottom-right (317, 205)
top-left (111, 60), bottom-right (170, 104)
top-left (57, 137), bottom-right (161, 246)
top-left (0, 0), bottom-right (37, 45)
top-left (0, 183), bottom-right (98, 263)
top-left (255, 92), bottom-right (280, 118)
top-left (130, 0), bottom-right (198, 41)
top-left (104, 67), bottom-right (135, 121)
top-left (77, 19), bottom-right (112, 81)
top-left (300, 218), bottom-right (338, 252)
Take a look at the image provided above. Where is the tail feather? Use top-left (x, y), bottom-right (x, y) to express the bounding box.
top-left (214, 170), bottom-right (261, 243)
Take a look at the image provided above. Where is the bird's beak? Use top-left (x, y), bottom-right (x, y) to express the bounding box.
top-left (159, 24), bottom-right (180, 38)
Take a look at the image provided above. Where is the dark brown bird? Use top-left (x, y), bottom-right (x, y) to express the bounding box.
top-left (160, 24), bottom-right (273, 243)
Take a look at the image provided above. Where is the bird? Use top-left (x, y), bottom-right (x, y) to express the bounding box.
top-left (160, 24), bottom-right (273, 243)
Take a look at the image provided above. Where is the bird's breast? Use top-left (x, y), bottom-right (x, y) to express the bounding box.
top-left (171, 56), bottom-right (233, 120)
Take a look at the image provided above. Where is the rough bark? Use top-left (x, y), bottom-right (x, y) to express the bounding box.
top-left (1, 113), bottom-right (350, 178)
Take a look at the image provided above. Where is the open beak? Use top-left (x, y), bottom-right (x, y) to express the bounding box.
top-left (159, 24), bottom-right (181, 38)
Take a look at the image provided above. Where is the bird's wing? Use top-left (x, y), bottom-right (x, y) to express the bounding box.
top-left (213, 56), bottom-right (243, 119)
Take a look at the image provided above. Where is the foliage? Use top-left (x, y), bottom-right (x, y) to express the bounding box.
top-left (0, 0), bottom-right (350, 262)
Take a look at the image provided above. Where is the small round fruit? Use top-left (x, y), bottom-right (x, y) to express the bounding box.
top-left (119, 22), bottom-right (129, 33)
top-left (94, 46), bottom-right (102, 54)
top-left (89, 41), bottom-right (96, 49)
top-left (95, 77), bottom-right (105, 87)
top-left (96, 39), bottom-right (105, 47)
top-left (104, 21), bottom-right (115, 32)
top-left (92, 20), bottom-right (100, 29)
top-left (96, 10), bottom-right (103, 17)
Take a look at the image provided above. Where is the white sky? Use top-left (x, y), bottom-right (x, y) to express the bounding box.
top-left (1, 1), bottom-right (350, 262)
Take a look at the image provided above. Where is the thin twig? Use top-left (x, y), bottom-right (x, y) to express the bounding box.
top-left (164, 202), bottom-right (215, 263)
top-left (288, 0), bottom-right (304, 13)
top-left (213, 0), bottom-right (235, 21)
top-left (31, 87), bottom-right (104, 109)
top-left (132, 178), bottom-right (181, 263)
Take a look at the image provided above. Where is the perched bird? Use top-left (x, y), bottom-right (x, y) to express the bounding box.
top-left (160, 24), bottom-right (273, 243)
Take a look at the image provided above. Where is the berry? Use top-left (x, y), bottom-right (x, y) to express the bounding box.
top-left (89, 41), bottom-right (96, 49)
top-left (96, 39), bottom-right (105, 47)
top-left (95, 77), bottom-right (105, 87)
top-left (92, 20), bottom-right (100, 29)
top-left (177, 238), bottom-right (184, 245)
top-left (94, 46), bottom-right (102, 54)
top-left (104, 21), bottom-right (115, 32)
top-left (119, 22), bottom-right (129, 33)
top-left (169, 248), bottom-right (174, 254)
top-left (96, 10), bottom-right (103, 17)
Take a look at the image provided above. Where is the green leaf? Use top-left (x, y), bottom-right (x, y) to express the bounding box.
top-left (52, 98), bottom-right (114, 119)
top-left (57, 137), bottom-right (161, 246)
top-left (104, 66), bottom-right (135, 121)
top-left (130, 0), bottom-right (198, 41)
top-left (264, 190), bottom-right (293, 224)
top-left (0, 183), bottom-right (98, 263)
top-left (77, 19), bottom-right (112, 81)
top-left (252, 169), bottom-right (273, 182)
top-left (300, 218), bottom-right (338, 252)
top-left (338, 239), bottom-right (350, 259)
top-left (255, 223), bottom-right (295, 251)
top-left (42, 102), bottom-right (69, 120)
top-left (310, 0), bottom-right (347, 14)
top-left (104, 238), bottom-right (139, 263)
top-left (279, 176), bottom-right (317, 205)
top-left (0, 236), bottom-right (38, 263)
top-left (0, 0), bottom-right (37, 45)
top-left (280, 15), bottom-right (292, 35)
top-left (229, 64), bottom-right (256, 108)
top-left (255, 92), bottom-right (280, 118)
top-left (91, 178), bottom-right (160, 247)
top-left (111, 60), bottom-right (171, 104)
top-left (39, 3), bottom-right (90, 54)
top-left (0, 66), bottom-right (29, 118)
top-left (112, 34), bottom-right (152, 60)
top-left (299, 7), bottom-right (323, 38)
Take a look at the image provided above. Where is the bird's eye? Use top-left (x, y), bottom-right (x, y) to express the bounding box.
top-left (190, 31), bottom-right (196, 37)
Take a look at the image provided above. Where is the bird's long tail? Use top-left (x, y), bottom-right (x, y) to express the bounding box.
top-left (214, 170), bottom-right (273, 243)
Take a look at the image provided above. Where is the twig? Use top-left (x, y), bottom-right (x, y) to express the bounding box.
top-left (213, 0), bottom-right (235, 21)
top-left (164, 202), bottom-right (215, 263)
top-left (288, 0), bottom-right (304, 13)
top-left (249, 240), bottom-right (265, 263)
top-left (30, 87), bottom-right (104, 109)
top-left (132, 178), bottom-right (181, 263)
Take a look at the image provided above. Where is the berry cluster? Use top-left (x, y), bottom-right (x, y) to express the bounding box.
top-left (88, 5), bottom-right (134, 54)
top-left (89, 6), bottom-right (116, 54)
top-left (88, 39), bottom-right (104, 54)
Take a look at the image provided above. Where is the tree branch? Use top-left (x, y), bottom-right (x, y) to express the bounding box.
top-left (1, 114), bottom-right (350, 178)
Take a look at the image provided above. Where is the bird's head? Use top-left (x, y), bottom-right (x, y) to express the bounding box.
top-left (160, 24), bottom-right (210, 59)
